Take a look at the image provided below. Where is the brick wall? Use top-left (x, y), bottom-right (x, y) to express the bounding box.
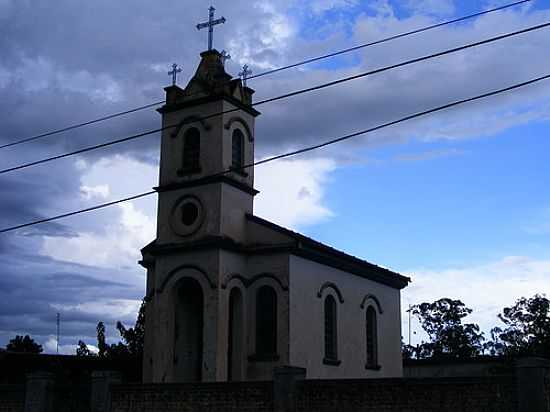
top-left (111, 381), bottom-right (273, 412)
top-left (0, 385), bottom-right (25, 412)
top-left (295, 377), bottom-right (517, 412)
top-left (110, 377), bottom-right (520, 412)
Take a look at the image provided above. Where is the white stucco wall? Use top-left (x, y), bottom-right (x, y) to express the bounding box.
top-left (289, 255), bottom-right (403, 378)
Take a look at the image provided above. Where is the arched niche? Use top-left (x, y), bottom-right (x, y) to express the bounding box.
top-left (316, 281), bottom-right (344, 304)
top-left (221, 272), bottom-right (288, 291)
top-left (159, 265), bottom-right (216, 294)
top-left (173, 277), bottom-right (204, 381)
top-left (170, 115), bottom-right (211, 138)
top-left (360, 294), bottom-right (383, 314)
top-left (224, 117), bottom-right (253, 141)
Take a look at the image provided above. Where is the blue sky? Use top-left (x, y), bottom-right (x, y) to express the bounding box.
top-left (306, 114), bottom-right (550, 270)
top-left (0, 0), bottom-right (549, 352)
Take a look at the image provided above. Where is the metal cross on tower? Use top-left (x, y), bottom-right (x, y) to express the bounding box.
top-left (168, 63), bottom-right (182, 86)
top-left (239, 64), bottom-right (252, 87)
top-left (220, 50), bottom-right (231, 66)
top-left (196, 6), bottom-right (226, 51)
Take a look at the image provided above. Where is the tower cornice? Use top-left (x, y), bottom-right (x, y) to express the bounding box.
top-left (157, 93), bottom-right (261, 117)
top-left (154, 174), bottom-right (259, 196)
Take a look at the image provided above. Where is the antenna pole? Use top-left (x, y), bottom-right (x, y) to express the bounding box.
top-left (56, 313), bottom-right (60, 354)
top-left (408, 304), bottom-right (412, 346)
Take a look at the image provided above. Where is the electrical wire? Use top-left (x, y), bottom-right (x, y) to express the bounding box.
top-left (1, 72), bottom-right (548, 234)
top-left (0, 20), bottom-right (548, 176)
top-left (0, 0), bottom-right (532, 150)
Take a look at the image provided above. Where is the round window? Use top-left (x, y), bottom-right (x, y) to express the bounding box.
top-left (170, 196), bottom-right (204, 236)
top-left (181, 202), bottom-right (199, 226)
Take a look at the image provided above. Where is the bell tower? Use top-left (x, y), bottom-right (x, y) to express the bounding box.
top-left (141, 49), bottom-right (261, 383)
top-left (156, 50), bottom-right (260, 245)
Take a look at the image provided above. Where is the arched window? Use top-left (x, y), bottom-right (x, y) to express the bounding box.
top-left (255, 286), bottom-right (277, 356)
top-left (366, 306), bottom-right (378, 369)
top-left (174, 278), bottom-right (204, 381)
top-left (227, 288), bottom-right (243, 381)
top-left (324, 295), bottom-right (338, 363)
top-left (182, 127), bottom-right (200, 172)
top-left (231, 129), bottom-right (244, 169)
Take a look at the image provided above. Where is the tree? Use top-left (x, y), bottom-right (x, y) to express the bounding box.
top-left (490, 294), bottom-right (550, 357)
top-left (96, 321), bottom-right (109, 358)
top-left (78, 300), bottom-right (146, 359)
top-left (6, 335), bottom-right (43, 354)
top-left (116, 300), bottom-right (145, 358)
top-left (76, 340), bottom-right (95, 357)
top-left (409, 298), bottom-right (485, 359)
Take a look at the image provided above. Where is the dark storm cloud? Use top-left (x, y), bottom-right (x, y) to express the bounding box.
top-left (0, 250), bottom-right (140, 342)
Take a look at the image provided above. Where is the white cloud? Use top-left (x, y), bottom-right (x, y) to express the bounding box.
top-left (52, 299), bottom-right (140, 320)
top-left (40, 155), bottom-right (157, 268)
top-left (402, 256), bottom-right (550, 341)
top-left (40, 201), bottom-right (155, 269)
top-left (309, 0), bottom-right (359, 14)
top-left (254, 157), bottom-right (336, 229)
top-left (43, 336), bottom-right (77, 355)
top-left (404, 0), bottom-right (455, 17)
top-left (80, 184), bottom-right (110, 200)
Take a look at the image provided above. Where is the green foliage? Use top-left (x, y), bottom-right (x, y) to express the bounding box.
top-left (409, 298), bottom-right (485, 359)
top-left (77, 299), bottom-right (146, 360)
top-left (76, 340), bottom-right (95, 357)
top-left (116, 299), bottom-right (145, 357)
top-left (6, 335), bottom-right (43, 354)
top-left (489, 294), bottom-right (550, 357)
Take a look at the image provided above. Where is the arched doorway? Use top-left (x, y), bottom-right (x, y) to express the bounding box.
top-left (227, 288), bottom-right (243, 381)
top-left (174, 278), bottom-right (204, 381)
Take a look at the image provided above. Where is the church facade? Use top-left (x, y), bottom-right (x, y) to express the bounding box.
top-left (140, 49), bottom-right (410, 383)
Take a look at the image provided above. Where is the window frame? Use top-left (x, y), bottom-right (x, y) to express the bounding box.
top-left (231, 129), bottom-right (245, 171)
top-left (365, 305), bottom-right (380, 370)
top-left (249, 285), bottom-right (279, 362)
top-left (323, 295), bottom-right (341, 366)
top-left (181, 127), bottom-right (201, 174)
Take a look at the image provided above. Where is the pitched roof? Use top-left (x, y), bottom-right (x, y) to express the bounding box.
top-left (246, 214), bottom-right (410, 290)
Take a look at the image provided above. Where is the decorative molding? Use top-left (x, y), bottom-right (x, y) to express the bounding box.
top-left (158, 264), bottom-right (216, 293)
top-left (316, 282), bottom-right (344, 303)
top-left (221, 272), bottom-right (288, 291)
top-left (323, 358), bottom-right (342, 367)
top-left (360, 294), bottom-right (383, 314)
top-left (248, 353), bottom-right (280, 362)
top-left (221, 273), bottom-right (248, 289)
top-left (170, 115), bottom-right (211, 138)
top-left (224, 117), bottom-right (254, 141)
top-left (155, 175), bottom-right (259, 196)
top-left (158, 94), bottom-right (261, 117)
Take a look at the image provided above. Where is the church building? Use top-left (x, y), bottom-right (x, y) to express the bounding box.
top-left (140, 47), bottom-right (410, 383)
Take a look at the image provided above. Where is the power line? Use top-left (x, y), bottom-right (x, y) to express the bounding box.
top-left (0, 20), bottom-right (548, 176)
top-left (0, 0), bottom-right (531, 151)
top-left (1, 72), bottom-right (548, 234)
top-left (0, 101), bottom-right (164, 150)
top-left (247, 0), bottom-right (533, 80)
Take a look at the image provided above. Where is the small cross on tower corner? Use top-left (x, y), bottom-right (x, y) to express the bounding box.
top-left (220, 50), bottom-right (231, 66)
top-left (239, 64), bottom-right (252, 88)
top-left (168, 63), bottom-right (182, 86)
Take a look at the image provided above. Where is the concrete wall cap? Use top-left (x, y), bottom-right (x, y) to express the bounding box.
top-left (273, 366), bottom-right (307, 376)
top-left (26, 371), bottom-right (55, 380)
top-left (91, 370), bottom-right (124, 379)
top-left (515, 357), bottom-right (550, 369)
